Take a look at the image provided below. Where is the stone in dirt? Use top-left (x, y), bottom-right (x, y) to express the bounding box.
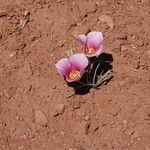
top-left (23, 85), bottom-right (32, 94)
top-left (19, 62), bottom-right (34, 80)
top-left (52, 104), bottom-right (65, 117)
top-left (11, 122), bottom-right (30, 138)
top-left (132, 59), bottom-right (140, 69)
top-left (121, 44), bottom-right (129, 52)
top-left (85, 122), bottom-right (91, 134)
top-left (98, 15), bottom-right (114, 31)
top-left (84, 116), bottom-right (90, 121)
top-left (78, 121), bottom-right (91, 135)
top-left (73, 103), bottom-right (81, 109)
top-left (9, 52), bottom-right (16, 58)
top-left (113, 33), bottom-right (127, 40)
top-left (0, 11), bottom-right (8, 17)
top-left (18, 146), bottom-right (24, 150)
top-left (35, 110), bottom-right (47, 127)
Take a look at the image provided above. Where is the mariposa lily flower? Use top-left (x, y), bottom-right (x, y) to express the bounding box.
top-left (75, 31), bottom-right (103, 57)
top-left (55, 54), bottom-right (88, 82)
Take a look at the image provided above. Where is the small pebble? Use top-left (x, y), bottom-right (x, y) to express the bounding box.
top-left (84, 116), bottom-right (90, 121)
top-left (24, 85), bottom-right (32, 94)
top-left (53, 104), bottom-right (65, 117)
top-left (67, 19), bottom-right (77, 29)
top-left (122, 120), bottom-right (127, 126)
top-left (132, 59), bottom-right (140, 69)
top-left (35, 110), bottom-right (47, 127)
top-left (18, 146), bottom-right (24, 150)
top-left (73, 103), bottom-right (80, 109)
top-left (0, 11), bottom-right (8, 17)
top-left (121, 45), bottom-right (128, 52)
top-left (9, 52), bottom-right (16, 57)
top-left (52, 84), bottom-right (57, 89)
top-left (19, 63), bottom-right (34, 80)
top-left (85, 122), bottom-right (91, 134)
top-left (113, 33), bottom-right (127, 40)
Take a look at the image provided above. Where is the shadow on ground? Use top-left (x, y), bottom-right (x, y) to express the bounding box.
top-left (67, 52), bottom-right (114, 95)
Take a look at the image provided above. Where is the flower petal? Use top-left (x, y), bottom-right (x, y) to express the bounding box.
top-left (55, 58), bottom-right (71, 76)
top-left (75, 34), bottom-right (87, 45)
top-left (69, 54), bottom-right (88, 71)
top-left (87, 31), bottom-right (103, 49)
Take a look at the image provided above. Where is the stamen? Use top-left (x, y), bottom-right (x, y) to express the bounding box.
top-left (84, 48), bottom-right (96, 54)
top-left (69, 70), bottom-right (80, 79)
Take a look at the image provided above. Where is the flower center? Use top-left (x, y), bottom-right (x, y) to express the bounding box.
top-left (69, 70), bottom-right (80, 80)
top-left (84, 48), bottom-right (96, 54)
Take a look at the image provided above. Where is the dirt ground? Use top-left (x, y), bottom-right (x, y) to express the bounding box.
top-left (0, 0), bottom-right (150, 150)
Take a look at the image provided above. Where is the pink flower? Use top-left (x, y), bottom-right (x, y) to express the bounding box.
top-left (55, 54), bottom-right (88, 82)
top-left (75, 31), bottom-right (103, 57)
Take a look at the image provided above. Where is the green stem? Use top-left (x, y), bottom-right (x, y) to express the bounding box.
top-left (77, 81), bottom-right (85, 85)
top-left (70, 48), bottom-right (74, 55)
top-left (96, 70), bottom-right (111, 87)
top-left (92, 63), bottom-right (100, 85)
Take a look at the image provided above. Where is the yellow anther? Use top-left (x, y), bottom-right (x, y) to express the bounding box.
top-left (84, 48), bottom-right (96, 54)
top-left (69, 70), bottom-right (80, 80)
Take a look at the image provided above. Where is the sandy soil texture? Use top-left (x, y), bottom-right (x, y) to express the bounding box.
top-left (0, 0), bottom-right (150, 149)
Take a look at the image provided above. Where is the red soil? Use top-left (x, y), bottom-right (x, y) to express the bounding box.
top-left (0, 0), bottom-right (150, 149)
